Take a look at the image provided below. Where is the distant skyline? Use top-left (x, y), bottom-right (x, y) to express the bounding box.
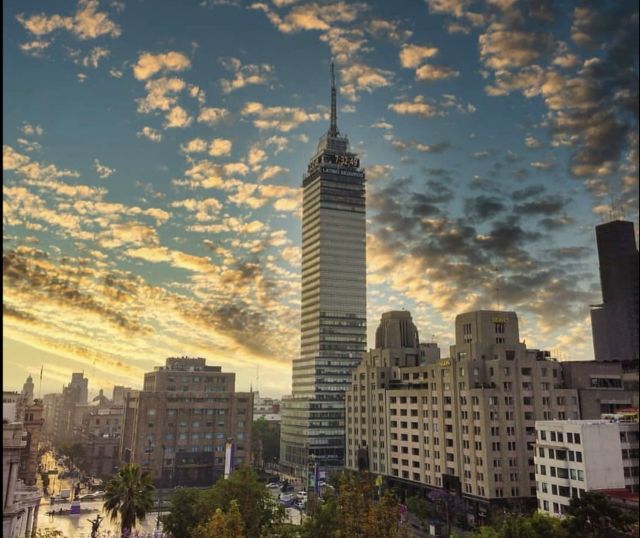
top-left (3, 0), bottom-right (638, 398)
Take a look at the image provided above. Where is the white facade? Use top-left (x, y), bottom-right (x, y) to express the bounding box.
top-left (534, 420), bottom-right (631, 517)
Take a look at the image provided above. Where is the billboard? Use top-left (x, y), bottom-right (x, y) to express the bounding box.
top-left (224, 439), bottom-right (235, 479)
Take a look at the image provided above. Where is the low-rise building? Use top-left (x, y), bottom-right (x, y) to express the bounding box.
top-left (120, 357), bottom-right (253, 487)
top-left (533, 419), bottom-right (635, 517)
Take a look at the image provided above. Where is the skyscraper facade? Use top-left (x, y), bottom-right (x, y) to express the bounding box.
top-left (590, 220), bottom-right (639, 362)
top-left (280, 65), bottom-right (367, 474)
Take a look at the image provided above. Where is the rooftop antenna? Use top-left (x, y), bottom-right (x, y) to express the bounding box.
top-left (329, 62), bottom-right (338, 137)
top-left (492, 266), bottom-right (501, 310)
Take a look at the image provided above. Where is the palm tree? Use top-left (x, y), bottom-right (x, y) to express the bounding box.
top-left (103, 464), bottom-right (155, 537)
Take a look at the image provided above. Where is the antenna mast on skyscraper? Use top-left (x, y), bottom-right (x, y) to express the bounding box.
top-left (329, 61), bottom-right (338, 137)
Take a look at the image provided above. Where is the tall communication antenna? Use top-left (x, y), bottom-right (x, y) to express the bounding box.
top-left (329, 62), bottom-right (338, 137)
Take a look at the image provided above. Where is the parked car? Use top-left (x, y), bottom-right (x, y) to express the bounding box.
top-left (266, 483), bottom-right (280, 489)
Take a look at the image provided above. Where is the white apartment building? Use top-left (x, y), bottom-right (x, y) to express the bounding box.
top-left (534, 417), bottom-right (639, 517)
top-left (346, 310), bottom-right (579, 524)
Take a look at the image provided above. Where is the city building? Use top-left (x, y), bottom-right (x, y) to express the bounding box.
top-left (253, 392), bottom-right (281, 416)
top-left (111, 385), bottom-right (133, 406)
top-left (4, 383), bottom-right (46, 487)
top-left (346, 310), bottom-right (580, 525)
top-left (3, 400), bottom-right (41, 538)
top-left (120, 357), bottom-right (253, 487)
top-left (534, 415), bottom-right (639, 518)
top-left (41, 393), bottom-right (62, 444)
top-left (280, 64), bottom-right (367, 476)
top-left (18, 400), bottom-right (44, 486)
top-left (81, 400), bottom-right (124, 479)
top-left (590, 220), bottom-right (639, 363)
top-left (560, 360), bottom-right (636, 418)
top-left (41, 372), bottom-right (90, 446)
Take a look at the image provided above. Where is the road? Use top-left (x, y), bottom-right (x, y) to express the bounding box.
top-left (37, 499), bottom-right (165, 537)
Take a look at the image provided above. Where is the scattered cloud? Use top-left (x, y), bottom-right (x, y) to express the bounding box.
top-left (136, 126), bottom-right (163, 143)
top-left (133, 51), bottom-right (191, 81)
top-left (94, 159), bottom-right (115, 179)
top-left (16, 0), bottom-right (122, 41)
top-left (388, 95), bottom-right (441, 118)
top-left (399, 44), bottom-right (439, 68)
top-left (219, 57), bottom-right (275, 93)
top-left (209, 138), bottom-right (233, 157)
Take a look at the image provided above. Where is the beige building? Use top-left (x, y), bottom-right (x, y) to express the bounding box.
top-left (120, 357), bottom-right (253, 487)
top-left (346, 310), bottom-right (580, 524)
top-left (82, 403), bottom-right (124, 479)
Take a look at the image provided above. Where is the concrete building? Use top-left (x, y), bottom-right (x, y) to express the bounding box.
top-left (346, 310), bottom-right (580, 524)
top-left (561, 360), bottom-right (636, 418)
top-left (590, 220), bottom-right (639, 363)
top-left (280, 63), bottom-right (367, 476)
top-left (3, 410), bottom-right (41, 537)
top-left (112, 385), bottom-right (133, 406)
top-left (4, 389), bottom-right (45, 487)
top-left (42, 393), bottom-right (62, 444)
top-left (120, 357), bottom-right (253, 487)
top-left (534, 416), bottom-right (639, 517)
top-left (82, 403), bottom-right (124, 479)
top-left (253, 392), bottom-right (281, 417)
top-left (41, 372), bottom-right (90, 446)
top-left (18, 400), bottom-right (44, 486)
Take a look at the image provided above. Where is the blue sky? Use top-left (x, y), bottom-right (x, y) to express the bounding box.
top-left (3, 0), bottom-right (638, 398)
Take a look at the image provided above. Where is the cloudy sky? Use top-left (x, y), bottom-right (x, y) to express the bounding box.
top-left (3, 0), bottom-right (638, 398)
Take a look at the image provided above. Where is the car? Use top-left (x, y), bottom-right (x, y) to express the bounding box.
top-left (296, 491), bottom-right (308, 498)
top-left (266, 483), bottom-right (280, 489)
top-left (78, 493), bottom-right (99, 501)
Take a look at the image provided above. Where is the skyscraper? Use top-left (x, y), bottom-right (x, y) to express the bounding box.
top-left (280, 64), bottom-right (367, 475)
top-left (590, 220), bottom-right (639, 362)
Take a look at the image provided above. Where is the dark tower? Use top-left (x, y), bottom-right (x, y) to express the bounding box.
top-left (590, 220), bottom-right (639, 362)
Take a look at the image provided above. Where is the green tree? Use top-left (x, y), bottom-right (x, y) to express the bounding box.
top-left (471, 511), bottom-right (568, 538)
top-left (210, 465), bottom-right (284, 538)
top-left (161, 487), bottom-right (214, 538)
top-left (192, 499), bottom-right (245, 538)
top-left (252, 417), bottom-right (280, 468)
top-left (406, 494), bottom-right (435, 521)
top-left (301, 491), bottom-right (341, 538)
top-left (103, 463), bottom-right (155, 536)
top-left (562, 491), bottom-right (635, 538)
top-left (301, 471), bottom-right (409, 538)
top-left (161, 466), bottom-right (283, 538)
